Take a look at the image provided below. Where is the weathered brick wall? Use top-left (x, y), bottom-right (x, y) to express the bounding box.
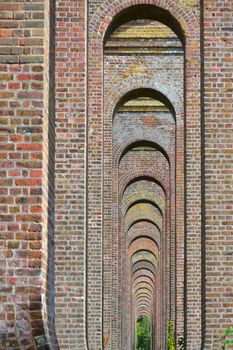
top-left (204, 0), bottom-right (233, 348)
top-left (54, 0), bottom-right (87, 349)
top-left (0, 1), bottom-right (56, 349)
top-left (1, 0), bottom-right (233, 349)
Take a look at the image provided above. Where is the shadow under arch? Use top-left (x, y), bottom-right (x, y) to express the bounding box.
top-left (133, 275), bottom-right (155, 287)
top-left (133, 266), bottom-right (156, 280)
top-left (129, 237), bottom-right (159, 261)
top-left (113, 87), bottom-right (176, 120)
top-left (135, 292), bottom-right (153, 301)
top-left (132, 260), bottom-right (157, 276)
top-left (127, 218), bottom-right (161, 234)
top-left (128, 234), bottom-right (160, 250)
top-left (133, 269), bottom-right (155, 280)
top-left (131, 249), bottom-right (158, 267)
top-left (119, 139), bottom-right (170, 166)
top-left (135, 289), bottom-right (153, 299)
top-left (122, 175), bottom-right (166, 198)
top-left (103, 4), bottom-right (185, 47)
top-left (125, 199), bottom-right (163, 217)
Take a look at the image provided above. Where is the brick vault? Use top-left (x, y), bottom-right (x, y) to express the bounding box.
top-left (0, 1), bottom-right (233, 350)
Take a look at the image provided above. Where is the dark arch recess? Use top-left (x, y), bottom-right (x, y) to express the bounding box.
top-left (103, 4), bottom-right (185, 46)
top-left (119, 139), bottom-right (170, 166)
top-left (113, 88), bottom-right (176, 119)
top-left (125, 199), bottom-right (163, 217)
top-left (136, 299), bottom-right (151, 305)
top-left (131, 249), bottom-right (158, 268)
top-left (134, 286), bottom-right (152, 296)
top-left (136, 300), bottom-right (151, 308)
top-left (132, 249), bottom-right (157, 260)
top-left (128, 235), bottom-right (159, 250)
top-left (132, 261), bottom-right (157, 276)
top-left (136, 293), bottom-right (152, 299)
top-left (128, 219), bottom-right (161, 233)
top-left (134, 282), bottom-right (154, 292)
top-left (133, 275), bottom-right (155, 287)
top-left (135, 287), bottom-right (154, 296)
top-left (134, 285), bottom-right (154, 296)
top-left (136, 297), bottom-right (153, 305)
top-left (132, 266), bottom-right (156, 278)
top-left (122, 175), bottom-right (166, 197)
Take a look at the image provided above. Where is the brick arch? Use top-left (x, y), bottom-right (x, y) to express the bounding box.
top-left (86, 0), bottom-right (202, 346)
top-left (119, 151), bottom-right (170, 196)
top-left (113, 87), bottom-right (176, 117)
top-left (136, 297), bottom-right (152, 305)
top-left (131, 260), bottom-right (157, 277)
top-left (135, 288), bottom-right (153, 299)
top-left (117, 138), bottom-right (171, 166)
top-left (134, 282), bottom-right (154, 295)
top-left (133, 269), bottom-right (155, 284)
top-left (128, 219), bottom-right (162, 236)
top-left (133, 276), bottom-right (154, 291)
top-left (135, 290), bottom-right (154, 299)
top-left (136, 309), bottom-right (151, 317)
top-left (136, 298), bottom-right (152, 308)
top-left (123, 182), bottom-right (165, 215)
top-left (127, 221), bottom-right (161, 249)
top-left (136, 300), bottom-right (152, 310)
top-left (137, 303), bottom-right (152, 312)
top-left (132, 276), bottom-right (155, 300)
top-left (135, 286), bottom-right (154, 296)
top-left (125, 203), bottom-right (163, 232)
top-left (136, 312), bottom-right (151, 321)
top-left (120, 170), bottom-right (169, 197)
top-left (125, 198), bottom-right (164, 217)
top-left (89, 0), bottom-right (199, 40)
top-left (137, 310), bottom-right (151, 317)
top-left (131, 250), bottom-right (158, 269)
top-left (136, 299), bottom-right (152, 307)
top-left (128, 232), bottom-right (160, 251)
top-left (135, 292), bottom-right (153, 303)
top-left (113, 130), bottom-right (173, 164)
top-left (136, 305), bottom-right (151, 314)
top-left (128, 236), bottom-right (159, 262)
top-left (137, 304), bottom-right (152, 315)
top-left (105, 76), bottom-right (183, 121)
top-left (133, 267), bottom-right (156, 283)
top-left (135, 293), bottom-right (153, 303)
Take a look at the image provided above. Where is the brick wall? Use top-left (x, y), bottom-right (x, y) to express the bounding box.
top-left (0, 1), bottom-right (56, 349)
top-left (204, 0), bottom-right (233, 348)
top-left (1, 1), bottom-right (232, 349)
top-left (54, 0), bottom-right (87, 349)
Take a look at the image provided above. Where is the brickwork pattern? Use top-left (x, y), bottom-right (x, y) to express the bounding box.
top-left (0, 1), bottom-right (232, 350)
top-left (0, 1), bottom-right (55, 349)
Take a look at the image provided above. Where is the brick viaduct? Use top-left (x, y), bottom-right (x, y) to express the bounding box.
top-left (0, 0), bottom-right (233, 349)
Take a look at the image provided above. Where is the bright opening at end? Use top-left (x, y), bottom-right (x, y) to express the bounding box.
top-left (136, 316), bottom-right (152, 350)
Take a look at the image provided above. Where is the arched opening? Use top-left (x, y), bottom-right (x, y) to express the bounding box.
top-left (103, 4), bottom-right (185, 46)
top-left (101, 3), bottom-right (185, 349)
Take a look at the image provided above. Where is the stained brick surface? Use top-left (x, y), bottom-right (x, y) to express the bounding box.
top-left (0, 0), bottom-right (232, 350)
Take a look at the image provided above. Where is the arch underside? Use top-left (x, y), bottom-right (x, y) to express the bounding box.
top-left (102, 4), bottom-right (185, 348)
top-left (86, 0), bottom-right (202, 349)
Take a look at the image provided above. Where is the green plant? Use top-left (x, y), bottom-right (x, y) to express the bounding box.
top-left (168, 320), bottom-right (176, 350)
top-left (220, 327), bottom-right (233, 350)
top-left (178, 336), bottom-right (184, 350)
top-left (136, 316), bottom-right (151, 350)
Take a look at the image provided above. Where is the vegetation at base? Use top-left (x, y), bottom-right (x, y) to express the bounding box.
top-left (168, 320), bottom-right (176, 350)
top-left (178, 336), bottom-right (184, 350)
top-left (220, 327), bottom-right (233, 350)
top-left (136, 316), bottom-right (151, 350)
